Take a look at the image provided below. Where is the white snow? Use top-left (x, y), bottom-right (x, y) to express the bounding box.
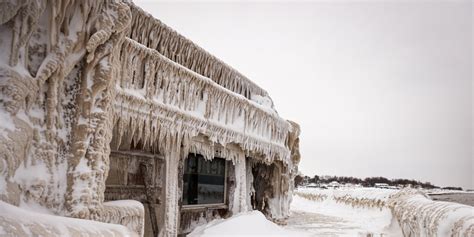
top-left (188, 211), bottom-right (308, 237)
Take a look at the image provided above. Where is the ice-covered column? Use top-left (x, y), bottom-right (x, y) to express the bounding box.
top-left (245, 159), bottom-right (255, 212)
top-left (161, 146), bottom-right (181, 236)
top-left (66, 1), bottom-right (131, 219)
top-left (231, 152), bottom-right (248, 213)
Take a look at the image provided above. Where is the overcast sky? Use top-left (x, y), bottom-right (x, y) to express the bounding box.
top-left (135, 0), bottom-right (473, 189)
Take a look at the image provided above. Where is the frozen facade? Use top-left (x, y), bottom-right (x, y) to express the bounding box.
top-left (0, 1), bottom-right (301, 236)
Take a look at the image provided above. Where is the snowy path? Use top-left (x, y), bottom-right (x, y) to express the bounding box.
top-left (286, 211), bottom-right (364, 236)
top-left (283, 195), bottom-right (403, 237)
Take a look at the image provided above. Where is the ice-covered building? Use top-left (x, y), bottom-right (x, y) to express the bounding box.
top-left (0, 1), bottom-right (300, 236)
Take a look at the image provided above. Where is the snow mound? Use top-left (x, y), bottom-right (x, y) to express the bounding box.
top-left (188, 211), bottom-right (308, 237)
top-left (0, 201), bottom-right (136, 236)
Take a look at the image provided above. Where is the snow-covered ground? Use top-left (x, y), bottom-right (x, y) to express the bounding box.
top-left (189, 188), bottom-right (404, 236)
top-left (286, 191), bottom-right (403, 236)
top-left (188, 211), bottom-right (309, 237)
top-left (186, 187), bottom-right (474, 236)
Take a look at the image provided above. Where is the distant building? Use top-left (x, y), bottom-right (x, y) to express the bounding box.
top-left (328, 181), bottom-right (341, 188)
top-left (374, 183), bottom-right (390, 189)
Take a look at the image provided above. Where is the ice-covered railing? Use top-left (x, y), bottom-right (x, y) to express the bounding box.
top-left (113, 38), bottom-right (291, 163)
top-left (295, 188), bottom-right (396, 210)
top-left (388, 190), bottom-right (474, 237)
top-left (127, 3), bottom-right (271, 101)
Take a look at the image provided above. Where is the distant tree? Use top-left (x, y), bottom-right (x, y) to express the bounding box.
top-left (294, 175), bottom-right (304, 187)
top-left (298, 174), bottom-right (440, 189)
top-left (442, 186), bottom-right (463, 191)
top-left (364, 177), bottom-right (391, 187)
top-left (313, 175), bottom-right (320, 183)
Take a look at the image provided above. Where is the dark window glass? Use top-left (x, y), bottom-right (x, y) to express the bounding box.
top-left (183, 154), bottom-right (226, 205)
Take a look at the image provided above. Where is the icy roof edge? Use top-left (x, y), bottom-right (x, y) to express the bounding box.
top-left (122, 37), bottom-right (286, 123)
top-left (127, 2), bottom-right (273, 104)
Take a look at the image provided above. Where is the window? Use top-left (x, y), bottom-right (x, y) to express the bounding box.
top-left (183, 154), bottom-right (226, 206)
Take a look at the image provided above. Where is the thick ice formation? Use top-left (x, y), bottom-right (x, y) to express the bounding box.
top-left (0, 0), bottom-right (134, 222)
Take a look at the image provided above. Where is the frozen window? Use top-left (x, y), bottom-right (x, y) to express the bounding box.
top-left (183, 154), bottom-right (226, 205)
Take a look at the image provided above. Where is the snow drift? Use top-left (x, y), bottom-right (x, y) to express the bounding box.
top-left (188, 211), bottom-right (307, 237)
top-left (0, 201), bottom-right (138, 236)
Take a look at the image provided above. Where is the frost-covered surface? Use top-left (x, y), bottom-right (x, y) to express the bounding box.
top-left (188, 211), bottom-right (307, 237)
top-left (0, 201), bottom-right (136, 236)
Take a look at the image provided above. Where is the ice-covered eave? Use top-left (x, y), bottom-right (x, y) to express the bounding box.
top-left (127, 3), bottom-right (272, 103)
top-left (119, 38), bottom-right (292, 136)
top-left (121, 38), bottom-right (280, 117)
top-left (115, 27), bottom-right (295, 166)
top-left (112, 91), bottom-right (291, 164)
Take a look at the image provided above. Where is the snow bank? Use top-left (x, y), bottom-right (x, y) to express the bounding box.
top-left (188, 211), bottom-right (308, 237)
top-left (0, 201), bottom-right (137, 236)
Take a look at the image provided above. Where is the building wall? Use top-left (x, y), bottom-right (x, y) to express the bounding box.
top-left (105, 151), bottom-right (165, 236)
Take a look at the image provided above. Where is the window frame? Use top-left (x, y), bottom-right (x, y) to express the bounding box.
top-left (181, 154), bottom-right (228, 209)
